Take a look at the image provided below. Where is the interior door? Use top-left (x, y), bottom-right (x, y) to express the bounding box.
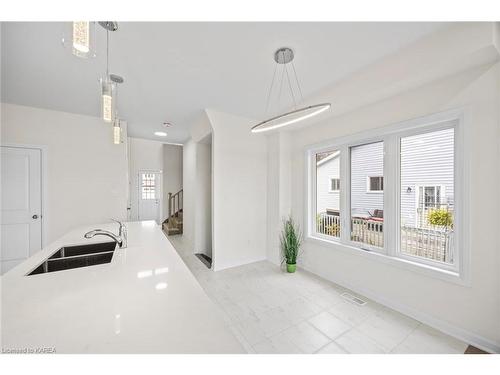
top-left (1, 146), bottom-right (42, 274)
top-left (138, 171), bottom-right (161, 223)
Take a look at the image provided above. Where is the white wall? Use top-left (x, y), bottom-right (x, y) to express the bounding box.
top-left (266, 132), bottom-right (292, 266)
top-left (1, 103), bottom-right (128, 243)
top-left (182, 139), bottom-right (197, 247)
top-left (162, 144), bottom-right (183, 219)
top-left (182, 133), bottom-right (213, 257)
top-left (128, 137), bottom-right (164, 222)
top-left (274, 63), bottom-right (500, 352)
top-left (207, 109), bottom-right (268, 271)
top-left (195, 139), bottom-right (212, 257)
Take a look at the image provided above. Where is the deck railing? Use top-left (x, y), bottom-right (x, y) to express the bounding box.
top-left (401, 225), bottom-right (453, 263)
top-left (316, 212), bottom-right (453, 263)
top-left (316, 213), bottom-right (341, 237)
top-left (351, 217), bottom-right (384, 247)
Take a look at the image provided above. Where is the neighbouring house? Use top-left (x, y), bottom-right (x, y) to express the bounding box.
top-left (316, 128), bottom-right (455, 229)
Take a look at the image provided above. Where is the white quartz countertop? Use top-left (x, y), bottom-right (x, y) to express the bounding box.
top-left (1, 221), bottom-right (244, 353)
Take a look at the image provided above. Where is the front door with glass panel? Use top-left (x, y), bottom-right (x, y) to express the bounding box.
top-left (138, 171), bottom-right (161, 224)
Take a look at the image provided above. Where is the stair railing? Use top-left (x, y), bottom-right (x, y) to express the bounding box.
top-left (168, 189), bottom-right (183, 220)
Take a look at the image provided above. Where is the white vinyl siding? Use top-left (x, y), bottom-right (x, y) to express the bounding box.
top-left (350, 142), bottom-right (384, 217)
top-left (316, 154), bottom-right (340, 214)
top-left (317, 132), bottom-right (454, 225)
top-left (400, 128), bottom-right (454, 228)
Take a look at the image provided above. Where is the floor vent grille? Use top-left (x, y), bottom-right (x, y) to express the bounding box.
top-left (341, 292), bottom-right (367, 306)
top-left (195, 253), bottom-right (212, 269)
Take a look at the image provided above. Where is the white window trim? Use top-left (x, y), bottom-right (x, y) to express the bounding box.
top-left (366, 175), bottom-right (384, 193)
top-left (305, 108), bottom-right (469, 285)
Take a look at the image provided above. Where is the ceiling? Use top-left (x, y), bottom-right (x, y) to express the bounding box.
top-left (1, 22), bottom-right (447, 143)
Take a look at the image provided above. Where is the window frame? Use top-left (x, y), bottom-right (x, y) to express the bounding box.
top-left (366, 175), bottom-right (384, 193)
top-left (310, 147), bottom-right (343, 243)
top-left (347, 139), bottom-right (386, 254)
top-left (329, 177), bottom-right (341, 192)
top-left (305, 109), bottom-right (467, 284)
top-left (395, 125), bottom-right (459, 273)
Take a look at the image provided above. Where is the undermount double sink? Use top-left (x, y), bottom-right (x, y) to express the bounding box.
top-left (27, 242), bottom-right (117, 276)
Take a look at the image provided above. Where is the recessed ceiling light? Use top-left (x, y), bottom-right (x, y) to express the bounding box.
top-left (154, 131), bottom-right (167, 137)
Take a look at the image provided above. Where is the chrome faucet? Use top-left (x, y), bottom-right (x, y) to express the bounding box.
top-left (84, 219), bottom-right (127, 248)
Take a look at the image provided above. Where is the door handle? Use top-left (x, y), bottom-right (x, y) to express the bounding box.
top-left (32, 214), bottom-right (39, 219)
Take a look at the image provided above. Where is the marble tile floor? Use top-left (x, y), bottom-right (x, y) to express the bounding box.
top-left (167, 235), bottom-right (468, 354)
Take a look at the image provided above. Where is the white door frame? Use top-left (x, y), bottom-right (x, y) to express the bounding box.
top-left (1, 143), bottom-right (48, 247)
top-left (137, 169), bottom-right (163, 223)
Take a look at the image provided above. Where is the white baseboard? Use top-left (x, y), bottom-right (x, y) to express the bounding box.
top-left (303, 265), bottom-right (500, 354)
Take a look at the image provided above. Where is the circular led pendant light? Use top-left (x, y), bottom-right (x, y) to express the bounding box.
top-left (251, 47), bottom-right (331, 133)
top-left (251, 103), bottom-right (331, 133)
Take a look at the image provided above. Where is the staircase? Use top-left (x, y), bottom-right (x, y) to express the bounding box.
top-left (163, 189), bottom-right (183, 236)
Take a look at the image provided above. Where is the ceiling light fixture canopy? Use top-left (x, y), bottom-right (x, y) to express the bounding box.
top-left (251, 47), bottom-right (331, 133)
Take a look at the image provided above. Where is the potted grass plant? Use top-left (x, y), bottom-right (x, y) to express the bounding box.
top-left (280, 216), bottom-right (302, 273)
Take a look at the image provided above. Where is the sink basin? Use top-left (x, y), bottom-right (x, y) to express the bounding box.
top-left (27, 242), bottom-right (116, 276)
top-left (48, 241), bottom-right (116, 259)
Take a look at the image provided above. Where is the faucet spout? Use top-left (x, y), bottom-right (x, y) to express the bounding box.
top-left (84, 229), bottom-right (124, 248)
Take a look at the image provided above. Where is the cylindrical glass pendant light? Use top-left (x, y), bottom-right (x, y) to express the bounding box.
top-left (101, 76), bottom-right (117, 123)
top-left (62, 22), bottom-right (97, 59)
top-left (113, 118), bottom-right (122, 144)
top-left (99, 23), bottom-right (122, 124)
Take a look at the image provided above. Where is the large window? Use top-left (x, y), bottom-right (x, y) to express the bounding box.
top-left (350, 142), bottom-right (384, 249)
top-left (308, 115), bottom-right (462, 276)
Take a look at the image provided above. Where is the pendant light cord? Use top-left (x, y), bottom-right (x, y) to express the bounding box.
top-left (264, 62), bottom-right (277, 116)
top-left (106, 29), bottom-right (109, 77)
top-left (284, 63), bottom-right (297, 109)
top-left (264, 48), bottom-right (306, 117)
top-left (291, 60), bottom-right (304, 103)
top-left (276, 61), bottom-right (286, 113)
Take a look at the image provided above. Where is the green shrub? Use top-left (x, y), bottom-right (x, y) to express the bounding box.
top-left (428, 209), bottom-right (453, 228)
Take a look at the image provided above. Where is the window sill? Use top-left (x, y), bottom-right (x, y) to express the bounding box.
top-left (305, 235), bottom-right (469, 286)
